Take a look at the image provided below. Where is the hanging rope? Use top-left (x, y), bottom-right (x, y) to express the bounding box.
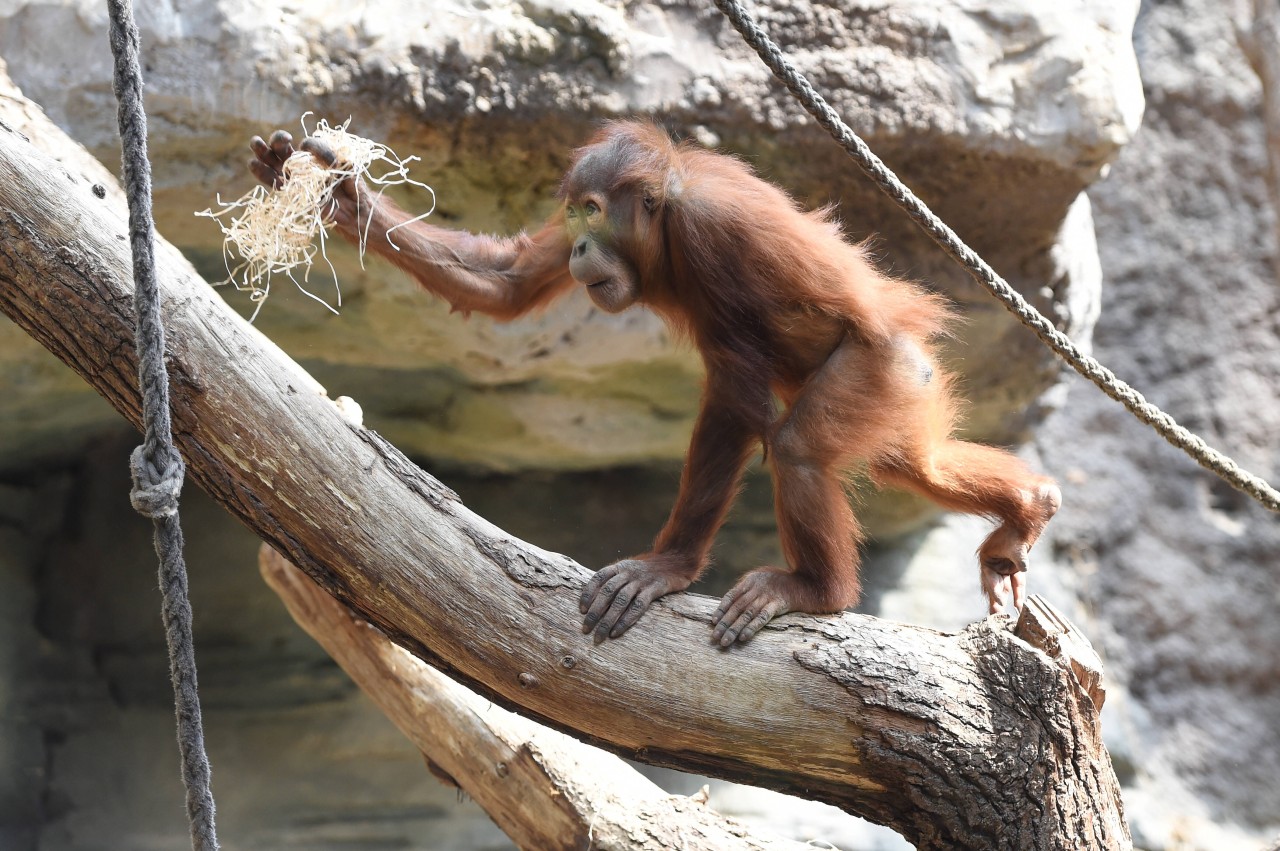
top-left (714, 0), bottom-right (1280, 513)
top-left (106, 1), bottom-right (220, 849)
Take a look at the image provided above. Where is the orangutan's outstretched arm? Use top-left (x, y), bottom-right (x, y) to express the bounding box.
top-left (250, 130), bottom-right (575, 320)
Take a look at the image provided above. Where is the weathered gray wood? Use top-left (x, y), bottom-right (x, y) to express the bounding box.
top-left (261, 543), bottom-right (813, 851)
top-left (0, 78), bottom-right (1129, 850)
top-left (1016, 595), bottom-right (1106, 709)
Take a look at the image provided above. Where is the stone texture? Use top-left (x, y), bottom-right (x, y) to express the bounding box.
top-left (27, 0), bottom-right (1280, 849)
top-left (1031, 1), bottom-right (1280, 847)
top-left (2, 431), bottom-right (912, 851)
top-left (0, 0), bottom-right (1138, 473)
top-left (0, 485), bottom-right (55, 851)
top-left (2, 434), bottom-right (514, 851)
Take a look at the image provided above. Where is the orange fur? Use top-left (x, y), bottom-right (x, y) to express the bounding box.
top-left (313, 119), bottom-right (1060, 639)
top-left (561, 122), bottom-right (1057, 621)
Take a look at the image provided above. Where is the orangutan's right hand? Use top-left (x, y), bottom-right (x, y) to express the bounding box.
top-left (248, 129), bottom-right (366, 236)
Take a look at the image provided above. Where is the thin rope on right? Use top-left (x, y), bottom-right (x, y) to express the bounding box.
top-left (715, 0), bottom-right (1280, 514)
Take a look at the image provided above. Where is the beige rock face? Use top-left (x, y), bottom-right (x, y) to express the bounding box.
top-left (0, 0), bottom-right (1140, 474)
top-left (6, 4), bottom-right (1280, 849)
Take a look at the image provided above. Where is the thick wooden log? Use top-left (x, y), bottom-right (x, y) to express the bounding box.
top-left (261, 543), bottom-right (812, 851)
top-left (0, 71), bottom-right (1129, 850)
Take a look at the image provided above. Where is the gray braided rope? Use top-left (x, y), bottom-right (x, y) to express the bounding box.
top-left (715, 0), bottom-right (1280, 513)
top-left (107, 1), bottom-right (221, 848)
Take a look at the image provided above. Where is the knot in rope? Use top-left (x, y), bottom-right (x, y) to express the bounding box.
top-left (130, 443), bottom-right (185, 518)
top-left (108, 0), bottom-right (220, 847)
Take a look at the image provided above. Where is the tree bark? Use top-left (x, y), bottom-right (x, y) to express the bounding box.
top-left (0, 75), bottom-right (1129, 849)
top-left (260, 543), bottom-right (814, 851)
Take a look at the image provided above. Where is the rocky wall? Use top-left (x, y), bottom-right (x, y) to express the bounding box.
top-left (0, 0), bottom-right (1139, 475)
top-left (1034, 1), bottom-right (1280, 846)
top-left (10, 1), bottom-right (1274, 849)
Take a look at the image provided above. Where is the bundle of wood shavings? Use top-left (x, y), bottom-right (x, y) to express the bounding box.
top-left (197, 115), bottom-right (434, 321)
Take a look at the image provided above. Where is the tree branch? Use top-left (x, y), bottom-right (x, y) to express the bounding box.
top-left (0, 77), bottom-right (1129, 849)
top-left (260, 543), bottom-right (813, 850)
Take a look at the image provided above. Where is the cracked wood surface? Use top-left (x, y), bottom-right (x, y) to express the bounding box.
top-left (261, 544), bottom-right (814, 851)
top-left (0, 82), bottom-right (1129, 849)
